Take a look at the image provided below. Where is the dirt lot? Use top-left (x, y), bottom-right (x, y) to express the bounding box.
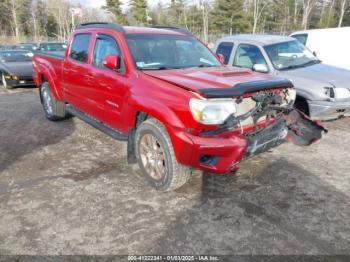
top-left (0, 86), bottom-right (350, 255)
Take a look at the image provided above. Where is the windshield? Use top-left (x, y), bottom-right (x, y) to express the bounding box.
top-left (126, 34), bottom-right (221, 70)
top-left (0, 51), bottom-right (33, 62)
top-left (18, 44), bottom-right (38, 51)
top-left (264, 40), bottom-right (319, 70)
top-left (40, 43), bottom-right (66, 51)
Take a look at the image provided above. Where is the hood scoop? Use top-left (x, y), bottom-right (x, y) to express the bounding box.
top-left (208, 69), bottom-right (252, 78)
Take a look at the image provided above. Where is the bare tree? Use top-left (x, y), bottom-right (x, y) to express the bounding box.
top-left (10, 0), bottom-right (20, 40)
top-left (301, 0), bottom-right (317, 29)
top-left (200, 0), bottom-right (210, 43)
top-left (338, 0), bottom-right (348, 27)
top-left (252, 0), bottom-right (268, 34)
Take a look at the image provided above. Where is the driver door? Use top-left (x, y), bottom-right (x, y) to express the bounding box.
top-left (88, 33), bottom-right (128, 131)
top-left (233, 44), bottom-right (269, 72)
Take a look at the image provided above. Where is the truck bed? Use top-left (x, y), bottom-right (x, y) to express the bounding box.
top-left (34, 51), bottom-right (65, 61)
top-left (33, 51), bottom-right (64, 91)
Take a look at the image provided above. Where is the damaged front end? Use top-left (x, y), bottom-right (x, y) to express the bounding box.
top-left (198, 79), bottom-right (327, 160)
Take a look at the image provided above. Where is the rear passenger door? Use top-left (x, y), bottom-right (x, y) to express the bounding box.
top-left (89, 33), bottom-right (128, 131)
top-left (215, 42), bottom-right (234, 65)
top-left (62, 33), bottom-right (94, 113)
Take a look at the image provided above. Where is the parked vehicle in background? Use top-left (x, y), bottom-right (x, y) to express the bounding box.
top-left (16, 43), bottom-right (38, 51)
top-left (33, 23), bottom-right (325, 192)
top-left (290, 27), bottom-right (350, 70)
top-left (0, 50), bottom-right (35, 89)
top-left (214, 35), bottom-right (350, 120)
top-left (0, 45), bottom-right (16, 50)
top-left (38, 42), bottom-right (67, 52)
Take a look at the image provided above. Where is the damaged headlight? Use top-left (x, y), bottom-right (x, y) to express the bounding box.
top-left (286, 88), bottom-right (297, 104)
top-left (189, 98), bottom-right (237, 125)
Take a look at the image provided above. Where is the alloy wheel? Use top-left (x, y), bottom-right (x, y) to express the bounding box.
top-left (42, 88), bottom-right (53, 116)
top-left (139, 133), bottom-right (167, 180)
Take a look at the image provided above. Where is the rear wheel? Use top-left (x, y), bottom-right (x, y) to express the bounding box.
top-left (40, 82), bottom-right (66, 121)
top-left (135, 118), bottom-right (191, 192)
top-left (1, 73), bottom-right (12, 89)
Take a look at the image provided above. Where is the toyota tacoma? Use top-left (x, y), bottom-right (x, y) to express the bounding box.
top-left (33, 23), bottom-right (326, 191)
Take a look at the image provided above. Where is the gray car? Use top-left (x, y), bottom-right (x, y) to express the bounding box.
top-left (214, 35), bottom-right (350, 120)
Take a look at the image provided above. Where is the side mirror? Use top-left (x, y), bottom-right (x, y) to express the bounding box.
top-left (216, 53), bottom-right (225, 64)
top-left (252, 64), bottom-right (269, 73)
top-left (103, 55), bottom-right (120, 70)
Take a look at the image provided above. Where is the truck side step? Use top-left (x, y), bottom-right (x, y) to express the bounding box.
top-left (66, 105), bottom-right (128, 141)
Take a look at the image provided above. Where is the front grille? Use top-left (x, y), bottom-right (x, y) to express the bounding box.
top-left (245, 119), bottom-right (288, 159)
top-left (19, 76), bottom-right (33, 81)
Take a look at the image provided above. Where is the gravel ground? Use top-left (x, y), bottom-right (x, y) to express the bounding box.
top-left (0, 87), bottom-right (349, 255)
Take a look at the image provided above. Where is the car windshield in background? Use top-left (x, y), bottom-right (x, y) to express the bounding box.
top-left (264, 40), bottom-right (319, 70)
top-left (126, 34), bottom-right (220, 70)
top-left (0, 51), bottom-right (33, 62)
top-left (18, 44), bottom-right (38, 51)
top-left (40, 43), bottom-right (66, 51)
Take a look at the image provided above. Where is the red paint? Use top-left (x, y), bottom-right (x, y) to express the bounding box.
top-left (32, 26), bottom-right (301, 174)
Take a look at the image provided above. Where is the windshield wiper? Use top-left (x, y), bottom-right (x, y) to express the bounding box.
top-left (197, 64), bottom-right (216, 68)
top-left (299, 60), bottom-right (321, 67)
top-left (139, 66), bottom-right (180, 70)
top-left (280, 60), bottom-right (321, 71)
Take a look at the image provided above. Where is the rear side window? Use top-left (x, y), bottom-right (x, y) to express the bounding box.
top-left (291, 34), bottom-right (308, 45)
top-left (216, 42), bottom-right (234, 64)
top-left (69, 34), bottom-right (91, 63)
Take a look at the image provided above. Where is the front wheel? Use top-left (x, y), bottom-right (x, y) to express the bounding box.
top-left (40, 82), bottom-right (66, 121)
top-left (1, 73), bottom-right (12, 89)
top-left (135, 118), bottom-right (191, 192)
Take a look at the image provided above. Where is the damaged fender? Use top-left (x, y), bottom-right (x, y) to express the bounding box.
top-left (285, 109), bottom-right (327, 146)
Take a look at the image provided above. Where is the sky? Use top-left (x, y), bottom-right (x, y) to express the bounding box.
top-left (78, 0), bottom-right (171, 9)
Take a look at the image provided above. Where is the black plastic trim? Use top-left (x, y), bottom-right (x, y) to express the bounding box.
top-left (199, 79), bottom-right (293, 98)
top-left (77, 22), bottom-right (125, 34)
top-left (66, 105), bottom-right (128, 141)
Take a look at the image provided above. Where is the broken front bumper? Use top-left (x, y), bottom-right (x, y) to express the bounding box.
top-left (308, 99), bottom-right (350, 120)
top-left (170, 110), bottom-right (326, 174)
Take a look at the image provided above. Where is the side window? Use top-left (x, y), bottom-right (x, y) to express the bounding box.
top-left (233, 44), bottom-right (267, 69)
top-left (92, 34), bottom-right (122, 70)
top-left (69, 34), bottom-right (91, 63)
top-left (216, 42), bottom-right (234, 65)
top-left (291, 34), bottom-right (308, 46)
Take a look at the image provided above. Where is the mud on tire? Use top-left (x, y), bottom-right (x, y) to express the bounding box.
top-left (135, 118), bottom-right (192, 192)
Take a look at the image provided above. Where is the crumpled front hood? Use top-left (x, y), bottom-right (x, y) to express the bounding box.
top-left (277, 63), bottom-right (350, 89)
top-left (0, 62), bottom-right (33, 76)
top-left (142, 66), bottom-right (278, 94)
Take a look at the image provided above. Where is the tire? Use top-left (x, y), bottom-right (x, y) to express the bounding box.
top-left (40, 82), bottom-right (66, 121)
top-left (135, 118), bottom-right (191, 192)
top-left (1, 73), bottom-right (13, 89)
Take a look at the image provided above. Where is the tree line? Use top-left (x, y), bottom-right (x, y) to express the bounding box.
top-left (0, 0), bottom-right (349, 44)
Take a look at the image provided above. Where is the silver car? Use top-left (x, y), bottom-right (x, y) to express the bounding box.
top-left (214, 35), bottom-right (350, 120)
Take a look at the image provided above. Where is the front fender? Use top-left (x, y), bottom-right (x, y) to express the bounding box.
top-left (125, 95), bottom-right (186, 130)
top-left (294, 87), bottom-right (317, 101)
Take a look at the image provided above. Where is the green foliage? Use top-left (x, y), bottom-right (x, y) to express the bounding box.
top-left (130, 0), bottom-right (149, 26)
top-left (103, 0), bottom-right (128, 25)
top-left (210, 0), bottom-right (251, 34)
top-left (0, 0), bottom-right (349, 43)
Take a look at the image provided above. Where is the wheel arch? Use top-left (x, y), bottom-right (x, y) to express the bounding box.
top-left (37, 70), bottom-right (63, 101)
top-left (125, 99), bottom-right (187, 165)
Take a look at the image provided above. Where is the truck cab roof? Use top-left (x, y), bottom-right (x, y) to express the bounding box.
top-left (76, 22), bottom-right (191, 36)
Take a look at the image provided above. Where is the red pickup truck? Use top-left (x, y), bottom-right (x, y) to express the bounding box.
top-left (33, 23), bottom-right (326, 191)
